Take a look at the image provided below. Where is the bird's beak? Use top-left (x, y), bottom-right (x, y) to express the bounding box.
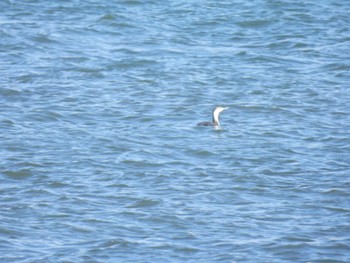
top-left (223, 107), bottom-right (229, 110)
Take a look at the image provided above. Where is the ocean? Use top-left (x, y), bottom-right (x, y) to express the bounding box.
top-left (1, 0), bottom-right (350, 262)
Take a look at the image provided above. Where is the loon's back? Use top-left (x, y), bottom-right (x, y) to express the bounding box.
top-left (197, 121), bottom-right (218, 126)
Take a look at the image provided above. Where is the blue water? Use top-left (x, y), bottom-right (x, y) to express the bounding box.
top-left (1, 0), bottom-right (350, 262)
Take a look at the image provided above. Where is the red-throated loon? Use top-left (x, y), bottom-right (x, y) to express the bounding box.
top-left (197, 106), bottom-right (229, 128)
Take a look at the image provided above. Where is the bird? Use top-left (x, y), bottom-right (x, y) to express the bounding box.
top-left (197, 106), bottom-right (229, 128)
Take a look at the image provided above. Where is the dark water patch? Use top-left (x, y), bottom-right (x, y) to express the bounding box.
top-left (2, 169), bottom-right (33, 179)
top-left (126, 199), bottom-right (160, 208)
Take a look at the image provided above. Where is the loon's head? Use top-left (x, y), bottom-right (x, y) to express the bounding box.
top-left (213, 106), bottom-right (229, 114)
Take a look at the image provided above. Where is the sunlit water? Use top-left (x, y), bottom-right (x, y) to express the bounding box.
top-left (1, 0), bottom-right (350, 262)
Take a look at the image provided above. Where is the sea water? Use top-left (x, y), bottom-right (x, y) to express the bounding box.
top-left (1, 0), bottom-right (350, 262)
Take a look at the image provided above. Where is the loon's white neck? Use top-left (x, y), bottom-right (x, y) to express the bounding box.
top-left (212, 106), bottom-right (229, 127)
top-left (213, 110), bottom-right (221, 126)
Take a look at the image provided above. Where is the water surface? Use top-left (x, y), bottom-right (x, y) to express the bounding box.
top-left (1, 0), bottom-right (350, 262)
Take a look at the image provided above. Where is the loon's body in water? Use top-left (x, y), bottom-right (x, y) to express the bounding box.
top-left (197, 106), bottom-right (229, 128)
